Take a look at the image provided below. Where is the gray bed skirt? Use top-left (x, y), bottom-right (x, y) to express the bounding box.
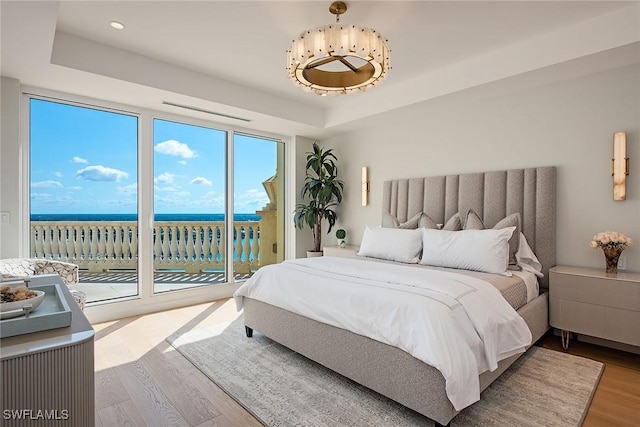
top-left (243, 292), bottom-right (549, 426)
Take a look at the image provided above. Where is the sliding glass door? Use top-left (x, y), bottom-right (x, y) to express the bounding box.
top-left (152, 118), bottom-right (226, 292)
top-left (150, 123), bottom-right (286, 290)
top-left (29, 98), bottom-right (139, 303)
top-left (233, 133), bottom-right (284, 280)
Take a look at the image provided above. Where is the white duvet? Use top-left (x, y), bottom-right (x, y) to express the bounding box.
top-left (233, 256), bottom-right (532, 411)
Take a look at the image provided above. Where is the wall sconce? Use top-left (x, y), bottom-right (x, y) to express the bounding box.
top-left (361, 166), bottom-right (370, 206)
top-left (612, 131), bottom-right (629, 201)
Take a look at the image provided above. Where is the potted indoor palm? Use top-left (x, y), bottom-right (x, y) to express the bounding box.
top-left (294, 142), bottom-right (344, 256)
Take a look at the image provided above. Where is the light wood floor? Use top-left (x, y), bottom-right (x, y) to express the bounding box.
top-left (93, 300), bottom-right (640, 426)
top-left (538, 334), bottom-right (640, 427)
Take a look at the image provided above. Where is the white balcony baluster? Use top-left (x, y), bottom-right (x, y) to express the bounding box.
top-left (30, 221), bottom-right (261, 274)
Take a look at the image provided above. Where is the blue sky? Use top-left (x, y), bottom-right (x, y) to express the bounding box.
top-left (30, 99), bottom-right (278, 215)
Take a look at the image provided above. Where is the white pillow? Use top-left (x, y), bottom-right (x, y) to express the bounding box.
top-left (357, 226), bottom-right (422, 264)
top-left (420, 227), bottom-right (516, 274)
top-left (516, 232), bottom-right (544, 278)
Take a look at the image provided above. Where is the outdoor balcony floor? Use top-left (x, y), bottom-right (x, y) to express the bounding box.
top-left (76, 270), bottom-right (250, 303)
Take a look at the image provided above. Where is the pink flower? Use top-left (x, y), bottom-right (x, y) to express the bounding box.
top-left (590, 231), bottom-right (633, 250)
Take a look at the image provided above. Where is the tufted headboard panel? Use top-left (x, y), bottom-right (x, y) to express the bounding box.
top-left (382, 167), bottom-right (556, 288)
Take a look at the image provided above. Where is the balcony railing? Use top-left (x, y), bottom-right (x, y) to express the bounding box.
top-left (30, 221), bottom-right (260, 274)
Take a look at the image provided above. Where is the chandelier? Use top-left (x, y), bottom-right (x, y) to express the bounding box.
top-left (286, 1), bottom-right (391, 96)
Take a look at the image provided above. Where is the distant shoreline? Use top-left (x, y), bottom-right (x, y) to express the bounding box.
top-left (30, 213), bottom-right (261, 221)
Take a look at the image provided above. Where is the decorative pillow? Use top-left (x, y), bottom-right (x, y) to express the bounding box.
top-left (442, 213), bottom-right (462, 231)
top-left (382, 212), bottom-right (417, 229)
top-left (420, 227), bottom-right (515, 274)
top-left (381, 212), bottom-right (400, 228)
top-left (358, 226), bottom-right (423, 263)
top-left (464, 209), bottom-right (485, 230)
top-left (464, 209), bottom-right (521, 270)
top-left (382, 212), bottom-right (438, 230)
top-left (418, 214), bottom-right (438, 229)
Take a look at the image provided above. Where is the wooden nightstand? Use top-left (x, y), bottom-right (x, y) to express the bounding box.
top-left (549, 265), bottom-right (640, 350)
top-left (323, 245), bottom-right (359, 258)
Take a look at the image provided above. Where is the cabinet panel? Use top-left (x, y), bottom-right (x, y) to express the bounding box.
top-left (1, 276), bottom-right (95, 427)
top-left (550, 297), bottom-right (640, 346)
top-left (549, 271), bottom-right (640, 312)
top-left (2, 340), bottom-right (94, 427)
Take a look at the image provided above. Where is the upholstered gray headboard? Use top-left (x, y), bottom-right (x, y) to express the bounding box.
top-left (382, 167), bottom-right (556, 288)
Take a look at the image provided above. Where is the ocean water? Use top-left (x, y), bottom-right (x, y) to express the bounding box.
top-left (30, 213), bottom-right (261, 222)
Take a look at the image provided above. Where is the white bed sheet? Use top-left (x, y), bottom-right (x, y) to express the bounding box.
top-left (234, 257), bottom-right (532, 411)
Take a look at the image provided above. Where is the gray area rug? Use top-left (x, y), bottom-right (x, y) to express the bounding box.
top-left (167, 319), bottom-right (603, 426)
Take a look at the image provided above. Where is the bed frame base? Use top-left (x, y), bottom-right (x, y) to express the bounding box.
top-left (243, 292), bottom-right (548, 426)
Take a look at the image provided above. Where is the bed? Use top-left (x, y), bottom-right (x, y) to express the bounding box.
top-left (235, 167), bottom-right (556, 426)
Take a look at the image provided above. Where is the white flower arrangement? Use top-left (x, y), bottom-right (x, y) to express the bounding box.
top-left (589, 231), bottom-right (633, 250)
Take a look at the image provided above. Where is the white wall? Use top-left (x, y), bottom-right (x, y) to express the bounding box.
top-left (0, 77), bottom-right (22, 258)
top-left (323, 63), bottom-right (640, 272)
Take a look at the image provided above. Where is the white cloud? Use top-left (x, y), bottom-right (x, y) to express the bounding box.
top-left (30, 193), bottom-right (76, 205)
top-left (154, 140), bottom-right (196, 159)
top-left (154, 184), bottom-right (182, 193)
top-left (154, 191), bottom-right (193, 207)
top-left (31, 180), bottom-right (63, 188)
top-left (53, 171), bottom-right (63, 178)
top-left (77, 165), bottom-right (128, 182)
top-left (30, 192), bottom-right (53, 201)
top-left (178, 160), bottom-right (187, 166)
top-left (234, 188), bottom-right (269, 212)
top-left (71, 156), bottom-right (88, 164)
top-left (118, 183), bottom-right (138, 195)
top-left (190, 177), bottom-right (212, 186)
top-left (154, 172), bottom-right (175, 184)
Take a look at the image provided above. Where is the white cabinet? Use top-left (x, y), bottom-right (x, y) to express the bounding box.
top-left (1, 275), bottom-right (95, 427)
top-left (549, 265), bottom-right (640, 349)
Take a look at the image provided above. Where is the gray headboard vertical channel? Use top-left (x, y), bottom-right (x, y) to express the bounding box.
top-left (382, 167), bottom-right (556, 288)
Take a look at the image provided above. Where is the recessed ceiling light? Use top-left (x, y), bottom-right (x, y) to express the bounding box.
top-left (109, 21), bottom-right (125, 30)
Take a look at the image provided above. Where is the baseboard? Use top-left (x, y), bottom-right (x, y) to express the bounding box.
top-left (552, 328), bottom-right (640, 355)
top-left (578, 335), bottom-right (640, 355)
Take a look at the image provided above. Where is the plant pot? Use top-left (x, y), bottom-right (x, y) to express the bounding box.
top-left (306, 250), bottom-right (323, 258)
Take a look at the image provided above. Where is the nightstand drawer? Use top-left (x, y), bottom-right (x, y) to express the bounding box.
top-left (550, 297), bottom-right (640, 346)
top-left (549, 269), bottom-right (640, 312)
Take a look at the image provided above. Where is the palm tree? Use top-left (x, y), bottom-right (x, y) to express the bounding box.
top-left (293, 142), bottom-right (344, 253)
